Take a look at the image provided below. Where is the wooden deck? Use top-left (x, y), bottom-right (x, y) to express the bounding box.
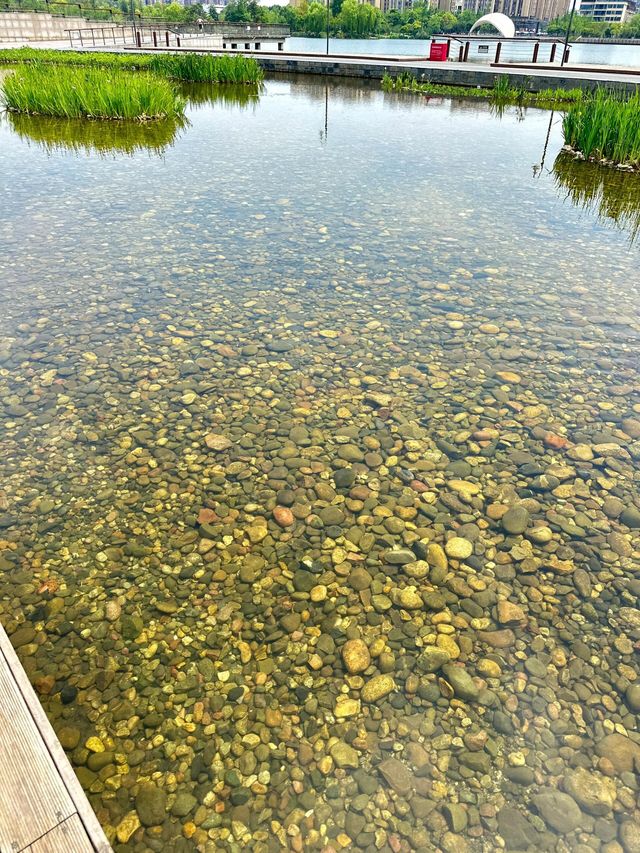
top-left (0, 623), bottom-right (112, 853)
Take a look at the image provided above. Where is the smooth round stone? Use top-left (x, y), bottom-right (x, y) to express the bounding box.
top-left (502, 505), bottom-right (530, 535)
top-left (361, 674), bottom-right (395, 702)
top-left (532, 789), bottom-right (582, 834)
top-left (563, 768), bottom-right (616, 816)
top-left (445, 538), bottom-right (473, 560)
top-left (417, 646), bottom-right (451, 673)
top-left (136, 783), bottom-right (168, 827)
top-left (342, 639), bottom-right (371, 674)
top-left (625, 683), bottom-right (640, 712)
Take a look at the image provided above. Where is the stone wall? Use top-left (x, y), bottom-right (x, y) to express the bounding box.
top-left (0, 11), bottom-right (94, 42)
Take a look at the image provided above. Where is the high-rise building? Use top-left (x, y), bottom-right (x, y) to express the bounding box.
top-left (576, 0), bottom-right (635, 20)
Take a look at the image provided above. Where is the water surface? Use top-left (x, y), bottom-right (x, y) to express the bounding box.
top-left (1, 77), bottom-right (640, 852)
top-left (288, 35), bottom-right (640, 67)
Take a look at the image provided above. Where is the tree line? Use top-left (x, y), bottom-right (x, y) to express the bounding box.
top-left (547, 11), bottom-right (640, 39)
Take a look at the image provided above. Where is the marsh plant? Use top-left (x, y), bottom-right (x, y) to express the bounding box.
top-left (382, 72), bottom-right (583, 107)
top-left (2, 64), bottom-right (185, 121)
top-left (0, 48), bottom-right (264, 84)
top-left (149, 54), bottom-right (263, 84)
top-left (562, 89), bottom-right (640, 167)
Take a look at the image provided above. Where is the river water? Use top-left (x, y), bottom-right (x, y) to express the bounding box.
top-left (1, 75), bottom-right (640, 852)
top-left (288, 35), bottom-right (640, 66)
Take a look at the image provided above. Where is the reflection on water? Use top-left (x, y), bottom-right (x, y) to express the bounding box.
top-left (4, 112), bottom-right (187, 158)
top-left (1, 78), bottom-right (640, 853)
top-left (178, 81), bottom-right (262, 110)
top-left (554, 151), bottom-right (640, 245)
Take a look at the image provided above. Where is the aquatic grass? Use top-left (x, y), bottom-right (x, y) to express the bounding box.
top-left (149, 54), bottom-right (263, 85)
top-left (563, 89), bottom-right (640, 167)
top-left (381, 72), bottom-right (584, 108)
top-left (0, 47), bottom-right (154, 70)
top-left (0, 48), bottom-right (263, 84)
top-left (1, 64), bottom-right (185, 120)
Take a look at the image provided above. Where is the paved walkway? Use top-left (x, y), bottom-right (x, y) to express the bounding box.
top-left (2, 38), bottom-right (639, 88)
top-left (0, 622), bottom-right (112, 853)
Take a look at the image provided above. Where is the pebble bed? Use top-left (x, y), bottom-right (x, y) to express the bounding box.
top-left (0, 80), bottom-right (640, 853)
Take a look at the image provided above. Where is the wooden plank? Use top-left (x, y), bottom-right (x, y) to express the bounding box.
top-left (27, 815), bottom-right (93, 853)
top-left (0, 641), bottom-right (76, 852)
top-left (0, 625), bottom-right (113, 853)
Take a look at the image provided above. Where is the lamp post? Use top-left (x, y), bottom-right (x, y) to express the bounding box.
top-left (560, 0), bottom-right (578, 68)
top-left (130, 0), bottom-right (137, 44)
top-left (326, 0), bottom-right (330, 55)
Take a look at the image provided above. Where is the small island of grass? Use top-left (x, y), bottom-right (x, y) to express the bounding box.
top-left (2, 64), bottom-right (185, 121)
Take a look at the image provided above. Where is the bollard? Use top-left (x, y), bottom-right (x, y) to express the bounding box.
top-left (563, 45), bottom-right (570, 63)
top-left (458, 44), bottom-right (464, 62)
top-left (533, 42), bottom-right (539, 63)
top-left (495, 41), bottom-right (502, 63)
top-left (177, 36), bottom-right (181, 47)
top-left (463, 41), bottom-right (470, 62)
top-left (136, 30), bottom-right (141, 48)
top-left (550, 43), bottom-right (557, 62)
top-left (165, 30), bottom-right (169, 46)
top-left (153, 30), bottom-right (157, 47)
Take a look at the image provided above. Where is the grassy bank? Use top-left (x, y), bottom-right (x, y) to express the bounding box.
top-left (2, 64), bottom-right (185, 120)
top-left (562, 90), bottom-right (640, 169)
top-left (0, 48), bottom-right (263, 84)
top-left (382, 72), bottom-right (584, 107)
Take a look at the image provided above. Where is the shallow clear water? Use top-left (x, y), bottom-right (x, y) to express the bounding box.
top-left (288, 36), bottom-right (640, 67)
top-left (1, 77), bottom-right (640, 853)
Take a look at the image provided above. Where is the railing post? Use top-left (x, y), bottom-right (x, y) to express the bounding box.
top-left (550, 43), bottom-right (557, 63)
top-left (533, 41), bottom-right (539, 63)
top-left (495, 41), bottom-right (502, 63)
top-left (463, 40), bottom-right (470, 62)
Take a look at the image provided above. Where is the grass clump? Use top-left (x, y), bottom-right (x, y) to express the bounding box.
top-left (150, 53), bottom-right (263, 84)
top-left (0, 47), bottom-right (153, 70)
top-left (562, 89), bottom-right (640, 168)
top-left (2, 63), bottom-right (185, 121)
top-left (382, 72), bottom-right (584, 108)
top-left (0, 48), bottom-right (263, 84)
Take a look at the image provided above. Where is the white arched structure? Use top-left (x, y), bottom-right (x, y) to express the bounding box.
top-left (469, 12), bottom-right (516, 38)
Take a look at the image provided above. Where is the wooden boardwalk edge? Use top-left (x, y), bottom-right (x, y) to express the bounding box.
top-left (0, 623), bottom-right (112, 853)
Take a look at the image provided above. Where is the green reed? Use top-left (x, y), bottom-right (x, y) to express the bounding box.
top-left (0, 47), bottom-right (152, 70)
top-left (562, 89), bottom-right (640, 166)
top-left (149, 53), bottom-right (263, 84)
top-left (0, 48), bottom-right (263, 84)
top-left (2, 64), bottom-right (185, 120)
top-left (381, 72), bottom-right (583, 108)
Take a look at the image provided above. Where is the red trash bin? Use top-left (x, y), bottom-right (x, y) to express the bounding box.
top-left (429, 42), bottom-right (449, 61)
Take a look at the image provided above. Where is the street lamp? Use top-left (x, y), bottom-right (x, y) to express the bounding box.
top-left (560, 0), bottom-right (578, 68)
top-left (326, 0), bottom-right (330, 55)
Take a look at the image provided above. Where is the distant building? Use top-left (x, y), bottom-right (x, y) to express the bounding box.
top-left (440, 0), bottom-right (571, 17)
top-left (576, 0), bottom-right (634, 20)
